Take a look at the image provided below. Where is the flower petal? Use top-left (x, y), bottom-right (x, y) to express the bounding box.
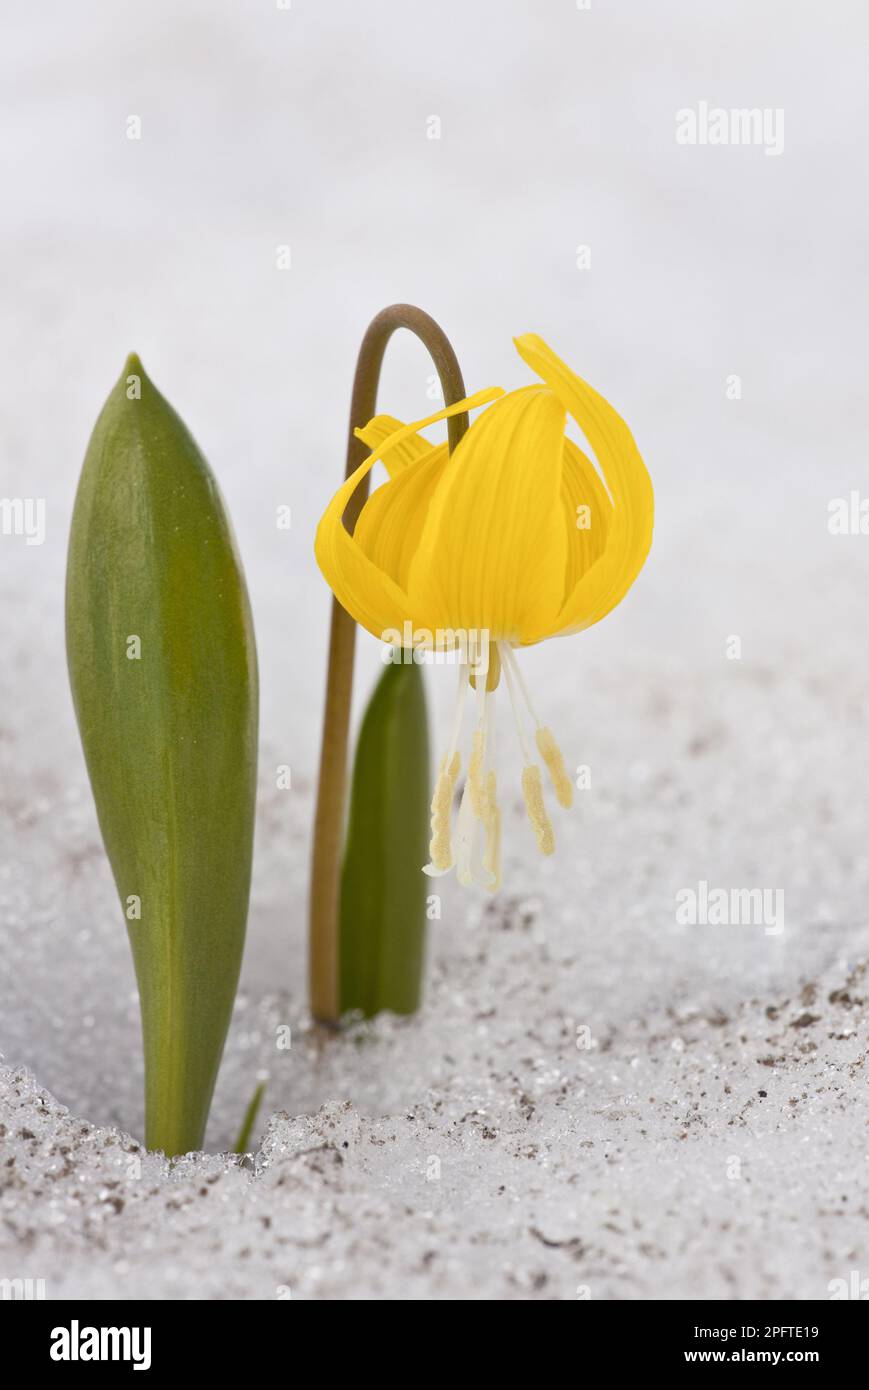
top-left (356, 413), bottom-right (435, 479)
top-left (353, 416), bottom-right (450, 589)
top-left (514, 333), bottom-right (653, 635)
top-left (314, 388), bottom-right (503, 641)
top-left (407, 385), bottom-right (568, 644)
top-left (560, 436), bottom-right (613, 598)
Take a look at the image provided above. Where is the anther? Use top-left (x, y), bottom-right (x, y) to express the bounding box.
top-left (427, 751), bottom-right (460, 871)
top-left (535, 726), bottom-right (574, 809)
top-left (468, 728), bottom-right (487, 819)
top-left (521, 764), bottom-right (555, 857)
top-left (482, 769), bottom-right (502, 891)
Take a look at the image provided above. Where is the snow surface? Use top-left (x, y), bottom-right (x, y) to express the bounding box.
top-left (2, 0), bottom-right (869, 1299)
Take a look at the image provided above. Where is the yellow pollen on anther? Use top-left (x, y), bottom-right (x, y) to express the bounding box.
top-left (429, 751), bottom-right (460, 870)
top-left (535, 726), bottom-right (574, 809)
top-left (521, 764), bottom-right (555, 857)
top-left (482, 769), bottom-right (502, 891)
top-left (468, 728), bottom-right (487, 819)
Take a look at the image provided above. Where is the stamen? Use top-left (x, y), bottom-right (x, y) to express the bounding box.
top-left (468, 727), bottom-right (487, 818)
top-left (502, 640), bottom-right (557, 856)
top-left (501, 642), bottom-right (574, 811)
top-left (423, 661), bottom-right (470, 877)
top-left (425, 750), bottom-right (460, 873)
top-left (497, 640), bottom-right (534, 764)
top-left (446, 662), bottom-right (469, 761)
top-left (536, 726), bottom-right (574, 809)
top-left (424, 637), bottom-right (565, 886)
top-left (482, 769), bottom-right (502, 891)
top-left (521, 764), bottom-right (556, 857)
top-left (455, 774), bottom-right (477, 886)
top-left (467, 664), bottom-right (490, 820)
top-left (500, 641), bottom-right (541, 726)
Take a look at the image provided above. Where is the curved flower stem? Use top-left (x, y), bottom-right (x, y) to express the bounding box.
top-left (309, 304), bottom-right (468, 1024)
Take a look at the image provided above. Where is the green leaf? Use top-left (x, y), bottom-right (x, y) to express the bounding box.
top-left (340, 660), bottom-right (430, 1018)
top-left (65, 354), bottom-right (258, 1156)
top-left (234, 1079), bottom-right (267, 1155)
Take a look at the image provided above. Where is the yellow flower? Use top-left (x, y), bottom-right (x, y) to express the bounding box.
top-left (315, 334), bottom-right (653, 890)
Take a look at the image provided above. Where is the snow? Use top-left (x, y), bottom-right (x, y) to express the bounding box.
top-left (2, 0), bottom-right (869, 1299)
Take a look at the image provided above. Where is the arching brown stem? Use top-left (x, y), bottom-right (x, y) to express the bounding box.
top-left (309, 304), bottom-right (468, 1023)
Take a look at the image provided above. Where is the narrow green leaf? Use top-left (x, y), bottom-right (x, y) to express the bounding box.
top-left (339, 660), bottom-right (430, 1018)
top-left (65, 354), bottom-right (258, 1156)
top-left (234, 1079), bottom-right (267, 1155)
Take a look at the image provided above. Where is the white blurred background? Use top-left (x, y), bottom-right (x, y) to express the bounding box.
top-left (2, 0), bottom-right (869, 1141)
